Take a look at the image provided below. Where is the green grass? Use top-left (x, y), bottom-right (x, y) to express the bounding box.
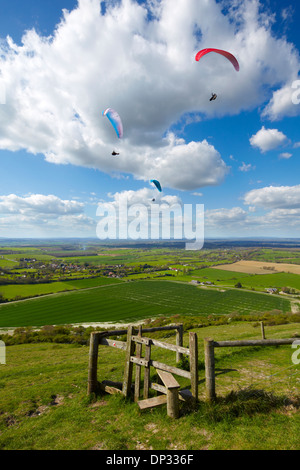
top-left (0, 322), bottom-right (299, 450)
top-left (0, 280), bottom-right (291, 328)
top-left (182, 267), bottom-right (300, 291)
top-left (0, 277), bottom-right (122, 300)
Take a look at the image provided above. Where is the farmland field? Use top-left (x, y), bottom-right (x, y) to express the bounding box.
top-left (212, 260), bottom-right (300, 275)
top-left (0, 276), bottom-right (122, 300)
top-left (0, 280), bottom-right (291, 328)
top-left (185, 268), bottom-right (300, 291)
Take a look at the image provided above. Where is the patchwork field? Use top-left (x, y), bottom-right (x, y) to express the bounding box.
top-left (212, 260), bottom-right (300, 275)
top-left (0, 280), bottom-right (291, 328)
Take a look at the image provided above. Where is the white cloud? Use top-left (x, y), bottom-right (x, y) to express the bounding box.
top-left (279, 152), bottom-right (292, 159)
top-left (250, 126), bottom-right (288, 153)
top-left (0, 194), bottom-right (95, 236)
top-left (0, 0), bottom-right (299, 189)
top-left (262, 81), bottom-right (300, 121)
top-left (239, 162), bottom-right (256, 172)
top-left (205, 207), bottom-right (248, 227)
top-left (243, 185), bottom-right (300, 209)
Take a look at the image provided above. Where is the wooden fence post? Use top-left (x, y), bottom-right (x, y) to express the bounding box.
top-left (261, 321), bottom-right (266, 340)
top-left (189, 332), bottom-right (198, 403)
top-left (123, 325), bottom-right (135, 397)
top-left (87, 332), bottom-right (99, 395)
top-left (176, 324), bottom-right (184, 363)
top-left (143, 342), bottom-right (151, 399)
top-left (134, 325), bottom-right (142, 402)
top-left (204, 338), bottom-right (216, 401)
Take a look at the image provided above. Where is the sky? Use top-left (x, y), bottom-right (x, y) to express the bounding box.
top-left (0, 0), bottom-right (300, 240)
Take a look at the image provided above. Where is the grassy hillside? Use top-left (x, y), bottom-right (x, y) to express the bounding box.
top-left (0, 280), bottom-right (292, 328)
top-left (0, 322), bottom-right (299, 450)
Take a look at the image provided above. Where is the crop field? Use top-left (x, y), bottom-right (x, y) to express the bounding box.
top-left (212, 260), bottom-right (300, 275)
top-left (0, 280), bottom-right (291, 328)
top-left (185, 268), bottom-right (300, 291)
top-left (0, 277), bottom-right (122, 300)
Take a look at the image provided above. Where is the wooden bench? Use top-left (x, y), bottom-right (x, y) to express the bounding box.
top-left (138, 369), bottom-right (180, 418)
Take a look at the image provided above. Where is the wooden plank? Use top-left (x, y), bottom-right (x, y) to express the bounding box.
top-left (150, 381), bottom-right (167, 395)
top-left (132, 336), bottom-right (189, 355)
top-left (213, 338), bottom-right (296, 348)
top-left (142, 325), bottom-right (182, 334)
top-left (151, 360), bottom-right (191, 379)
top-left (138, 395), bottom-right (167, 410)
top-left (157, 369), bottom-right (180, 389)
top-left (150, 338), bottom-right (189, 355)
top-left (130, 356), bottom-right (149, 367)
top-left (93, 324), bottom-right (182, 338)
top-left (132, 336), bottom-right (150, 346)
top-left (99, 337), bottom-right (127, 350)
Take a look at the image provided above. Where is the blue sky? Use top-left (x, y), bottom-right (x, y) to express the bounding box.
top-left (0, 0), bottom-right (300, 239)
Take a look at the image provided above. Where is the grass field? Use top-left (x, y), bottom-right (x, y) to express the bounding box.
top-left (0, 321), bottom-right (299, 450)
top-left (0, 280), bottom-right (291, 328)
top-left (0, 277), bottom-right (122, 300)
top-left (184, 268), bottom-right (300, 291)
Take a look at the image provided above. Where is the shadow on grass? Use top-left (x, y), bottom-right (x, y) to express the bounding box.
top-left (190, 387), bottom-right (300, 423)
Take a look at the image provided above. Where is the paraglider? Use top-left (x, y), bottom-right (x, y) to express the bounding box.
top-left (102, 108), bottom-right (123, 139)
top-left (195, 48), bottom-right (239, 72)
top-left (210, 93), bottom-right (217, 101)
top-left (150, 180), bottom-right (162, 192)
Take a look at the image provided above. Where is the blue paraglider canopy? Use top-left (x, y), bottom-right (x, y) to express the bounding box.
top-left (150, 179), bottom-right (162, 192)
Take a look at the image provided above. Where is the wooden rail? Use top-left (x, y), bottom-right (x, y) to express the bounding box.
top-left (204, 336), bottom-right (297, 401)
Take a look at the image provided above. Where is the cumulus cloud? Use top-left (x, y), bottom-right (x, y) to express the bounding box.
top-left (243, 185), bottom-right (300, 209)
top-left (250, 126), bottom-right (288, 153)
top-left (205, 207), bottom-right (248, 226)
top-left (262, 81), bottom-right (300, 121)
top-left (0, 0), bottom-right (299, 190)
top-left (0, 194), bottom-right (95, 236)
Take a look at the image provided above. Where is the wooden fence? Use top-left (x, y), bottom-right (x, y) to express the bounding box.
top-left (87, 323), bottom-right (198, 417)
top-left (204, 337), bottom-right (297, 401)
